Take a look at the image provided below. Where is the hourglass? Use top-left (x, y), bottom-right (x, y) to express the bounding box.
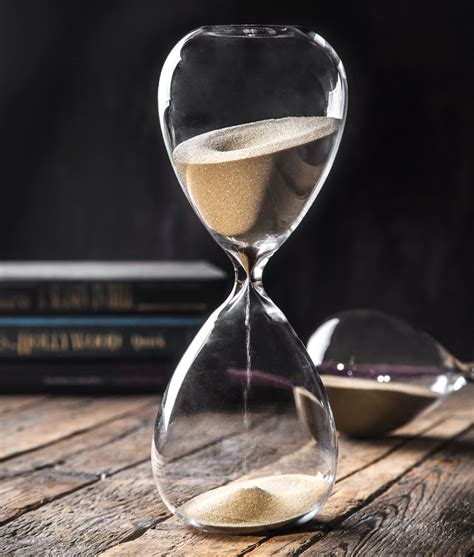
top-left (152, 25), bottom-right (347, 533)
top-left (308, 309), bottom-right (472, 437)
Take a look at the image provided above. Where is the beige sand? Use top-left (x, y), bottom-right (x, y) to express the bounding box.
top-left (173, 117), bottom-right (339, 238)
top-left (321, 375), bottom-right (439, 437)
top-left (179, 473), bottom-right (330, 532)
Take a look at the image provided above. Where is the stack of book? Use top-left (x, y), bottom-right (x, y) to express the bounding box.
top-left (0, 261), bottom-right (227, 392)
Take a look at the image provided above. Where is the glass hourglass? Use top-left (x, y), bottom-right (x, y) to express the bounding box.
top-left (152, 25), bottom-right (347, 533)
top-left (307, 309), bottom-right (472, 437)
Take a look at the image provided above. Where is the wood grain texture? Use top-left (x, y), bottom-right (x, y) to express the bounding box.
top-left (0, 406), bottom-right (273, 529)
top-left (0, 404), bottom-right (157, 524)
top-left (0, 396), bottom-right (156, 460)
top-left (0, 461), bottom-right (164, 557)
top-left (305, 428), bottom-right (474, 556)
top-left (0, 385), bottom-right (472, 556)
top-left (0, 409), bottom-right (272, 554)
top-left (0, 401), bottom-right (157, 479)
top-left (103, 517), bottom-right (260, 557)
top-left (0, 396), bottom-right (48, 415)
top-left (101, 415), bottom-right (472, 557)
top-left (98, 394), bottom-right (470, 556)
top-left (243, 416), bottom-right (473, 557)
top-left (0, 468), bottom-right (96, 524)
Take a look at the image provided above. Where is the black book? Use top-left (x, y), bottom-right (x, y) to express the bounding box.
top-left (0, 261), bottom-right (228, 314)
top-left (0, 359), bottom-right (174, 393)
top-left (0, 315), bottom-right (204, 360)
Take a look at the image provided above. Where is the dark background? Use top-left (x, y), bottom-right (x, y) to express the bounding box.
top-left (0, 1), bottom-right (472, 359)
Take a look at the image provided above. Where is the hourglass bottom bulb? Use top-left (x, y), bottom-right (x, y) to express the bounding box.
top-left (177, 473), bottom-right (331, 533)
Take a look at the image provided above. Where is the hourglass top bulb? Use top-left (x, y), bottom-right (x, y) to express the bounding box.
top-left (307, 309), bottom-right (471, 437)
top-left (159, 25), bottom-right (347, 259)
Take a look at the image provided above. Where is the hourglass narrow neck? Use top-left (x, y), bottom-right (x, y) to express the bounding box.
top-left (229, 249), bottom-right (271, 292)
top-left (224, 248), bottom-right (289, 329)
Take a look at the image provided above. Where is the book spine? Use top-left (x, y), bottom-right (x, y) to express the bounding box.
top-left (0, 360), bottom-right (173, 393)
top-left (0, 280), bottom-right (226, 314)
top-left (0, 316), bottom-right (204, 359)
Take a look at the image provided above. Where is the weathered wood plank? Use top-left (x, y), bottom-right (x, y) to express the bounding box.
top-left (2, 385), bottom-right (471, 556)
top-left (0, 407), bottom-right (268, 529)
top-left (98, 386), bottom-right (472, 556)
top-left (305, 428), bottom-right (474, 556)
top-left (0, 396), bottom-right (156, 460)
top-left (336, 408), bottom-right (445, 483)
top-left (0, 405), bottom-right (157, 524)
top-left (99, 416), bottom-right (472, 556)
top-left (0, 468), bottom-right (97, 524)
top-left (109, 519), bottom-right (259, 557)
top-left (0, 395), bottom-right (48, 415)
top-left (0, 461), bottom-right (164, 557)
top-left (424, 384), bottom-right (473, 419)
top-left (0, 402), bottom-right (157, 479)
top-left (242, 416), bottom-right (473, 557)
top-left (0, 405), bottom-right (252, 480)
top-left (0, 413), bottom-right (277, 555)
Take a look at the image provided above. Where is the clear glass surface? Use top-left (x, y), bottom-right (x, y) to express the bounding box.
top-left (307, 309), bottom-right (471, 437)
top-left (152, 24), bottom-right (348, 533)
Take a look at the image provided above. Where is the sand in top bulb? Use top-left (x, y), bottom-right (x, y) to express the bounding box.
top-left (173, 116), bottom-right (340, 240)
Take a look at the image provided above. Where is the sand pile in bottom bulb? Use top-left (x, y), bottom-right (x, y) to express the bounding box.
top-left (179, 473), bottom-right (330, 531)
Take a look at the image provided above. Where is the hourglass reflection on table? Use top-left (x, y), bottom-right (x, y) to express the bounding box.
top-left (152, 25), bottom-right (347, 533)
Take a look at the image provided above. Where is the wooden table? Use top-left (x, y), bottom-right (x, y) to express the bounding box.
top-left (0, 385), bottom-right (472, 556)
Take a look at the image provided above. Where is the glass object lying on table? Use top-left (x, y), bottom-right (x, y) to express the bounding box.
top-left (307, 309), bottom-right (472, 437)
top-left (151, 25), bottom-right (347, 533)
